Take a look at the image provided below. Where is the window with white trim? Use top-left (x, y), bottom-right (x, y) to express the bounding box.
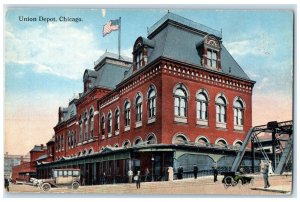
top-left (216, 96), bottom-right (227, 123)
top-left (135, 94), bottom-right (142, 122)
top-left (207, 49), bottom-right (217, 68)
top-left (101, 116), bottom-right (105, 135)
top-left (148, 86), bottom-right (156, 119)
top-left (124, 100), bottom-right (131, 126)
top-left (174, 87), bottom-right (187, 117)
top-left (79, 115), bottom-right (82, 142)
top-left (234, 100), bottom-right (244, 126)
top-left (84, 111), bottom-right (88, 140)
top-left (196, 92), bottom-right (208, 120)
top-left (107, 112), bottom-right (112, 134)
top-left (89, 108), bottom-right (94, 139)
top-left (115, 109), bottom-right (120, 131)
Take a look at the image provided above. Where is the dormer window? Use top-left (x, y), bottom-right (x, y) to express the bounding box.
top-left (136, 50), bottom-right (143, 69)
top-left (132, 37), bottom-right (154, 72)
top-left (200, 35), bottom-right (221, 70)
top-left (207, 49), bottom-right (217, 68)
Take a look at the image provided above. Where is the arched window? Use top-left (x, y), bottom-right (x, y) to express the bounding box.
top-left (196, 136), bottom-right (209, 146)
top-left (107, 112), bottom-right (112, 135)
top-left (174, 85), bottom-right (188, 117)
top-left (196, 92), bottom-right (208, 120)
top-left (79, 115), bottom-right (82, 142)
top-left (134, 137), bottom-right (143, 146)
top-left (135, 94), bottom-right (142, 122)
top-left (122, 140), bottom-right (131, 148)
top-left (146, 133), bottom-right (157, 144)
top-left (89, 108), bottom-right (94, 139)
top-left (101, 115), bottom-right (105, 135)
top-left (172, 133), bottom-right (189, 145)
top-left (148, 86), bottom-right (156, 119)
top-left (124, 100), bottom-right (131, 127)
top-left (234, 140), bottom-right (243, 149)
top-left (115, 109), bottom-right (120, 131)
top-left (234, 100), bottom-right (244, 126)
top-left (216, 96), bottom-right (227, 123)
top-left (215, 139), bottom-right (228, 148)
top-left (84, 111), bottom-right (88, 140)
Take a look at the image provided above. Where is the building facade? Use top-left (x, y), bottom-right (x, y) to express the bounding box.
top-left (4, 152), bottom-right (30, 178)
top-left (36, 13), bottom-right (258, 185)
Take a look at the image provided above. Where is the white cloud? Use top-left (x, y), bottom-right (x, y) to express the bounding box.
top-left (5, 22), bottom-right (104, 80)
top-left (224, 31), bottom-right (275, 57)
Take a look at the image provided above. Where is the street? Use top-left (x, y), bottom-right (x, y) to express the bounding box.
top-left (4, 174), bottom-right (292, 196)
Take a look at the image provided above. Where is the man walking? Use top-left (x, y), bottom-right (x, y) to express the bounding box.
top-left (263, 163), bottom-right (270, 188)
top-left (193, 164), bottom-right (198, 179)
top-left (213, 166), bottom-right (218, 182)
top-left (135, 170), bottom-right (141, 189)
top-left (128, 169), bottom-right (133, 183)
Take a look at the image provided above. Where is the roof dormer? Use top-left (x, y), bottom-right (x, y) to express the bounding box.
top-left (132, 37), bottom-right (154, 72)
top-left (200, 35), bottom-right (221, 71)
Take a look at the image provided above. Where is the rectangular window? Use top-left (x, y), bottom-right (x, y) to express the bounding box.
top-left (180, 99), bottom-right (186, 117)
top-left (207, 49), bottom-right (217, 68)
top-left (207, 50), bottom-right (212, 66)
top-left (53, 171), bottom-right (58, 178)
top-left (201, 102), bottom-right (207, 120)
top-left (174, 97), bottom-right (180, 116)
top-left (212, 51), bottom-right (217, 68)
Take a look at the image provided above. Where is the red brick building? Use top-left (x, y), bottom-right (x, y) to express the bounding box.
top-left (12, 144), bottom-right (48, 182)
top-left (37, 13), bottom-right (258, 185)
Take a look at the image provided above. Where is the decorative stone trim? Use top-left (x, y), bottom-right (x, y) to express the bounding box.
top-left (216, 122), bottom-right (227, 128)
top-left (234, 125), bottom-right (244, 131)
top-left (115, 130), bottom-right (119, 136)
top-left (135, 122), bottom-right (142, 128)
top-left (147, 118), bottom-right (156, 124)
top-left (108, 133), bottom-right (112, 138)
top-left (124, 126), bottom-right (130, 132)
top-left (196, 119), bottom-right (208, 126)
top-left (174, 116), bottom-right (188, 123)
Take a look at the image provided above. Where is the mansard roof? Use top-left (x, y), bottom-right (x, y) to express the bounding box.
top-left (125, 12), bottom-right (251, 81)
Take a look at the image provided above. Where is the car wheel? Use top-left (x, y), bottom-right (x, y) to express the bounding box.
top-left (72, 182), bottom-right (79, 190)
top-left (42, 183), bottom-right (51, 192)
top-left (224, 176), bottom-right (234, 186)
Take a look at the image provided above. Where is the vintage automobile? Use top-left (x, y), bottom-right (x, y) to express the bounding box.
top-left (39, 168), bottom-right (81, 191)
top-left (221, 171), bottom-right (254, 189)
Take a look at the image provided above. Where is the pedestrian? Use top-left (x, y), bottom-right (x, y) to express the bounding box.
top-left (4, 177), bottom-right (9, 192)
top-left (144, 168), bottom-right (150, 182)
top-left (135, 170), bottom-right (141, 189)
top-left (177, 166), bottom-right (183, 180)
top-left (128, 169), bottom-right (133, 183)
top-left (263, 163), bottom-right (270, 188)
top-left (213, 166), bottom-right (218, 182)
top-left (193, 164), bottom-right (198, 179)
top-left (102, 172), bottom-right (106, 184)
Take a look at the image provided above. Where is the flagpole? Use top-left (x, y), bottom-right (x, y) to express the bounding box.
top-left (118, 17), bottom-right (121, 59)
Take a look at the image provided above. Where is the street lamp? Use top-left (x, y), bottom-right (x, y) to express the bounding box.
top-left (151, 155), bottom-right (155, 182)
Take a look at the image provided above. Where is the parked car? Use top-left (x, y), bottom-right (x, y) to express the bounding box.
top-left (39, 168), bottom-right (80, 191)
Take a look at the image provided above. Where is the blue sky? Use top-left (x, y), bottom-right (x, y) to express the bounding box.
top-left (4, 8), bottom-right (293, 154)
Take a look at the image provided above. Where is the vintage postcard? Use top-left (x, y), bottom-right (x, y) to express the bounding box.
top-left (3, 6), bottom-right (294, 196)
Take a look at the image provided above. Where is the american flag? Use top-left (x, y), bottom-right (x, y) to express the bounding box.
top-left (103, 19), bottom-right (120, 37)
